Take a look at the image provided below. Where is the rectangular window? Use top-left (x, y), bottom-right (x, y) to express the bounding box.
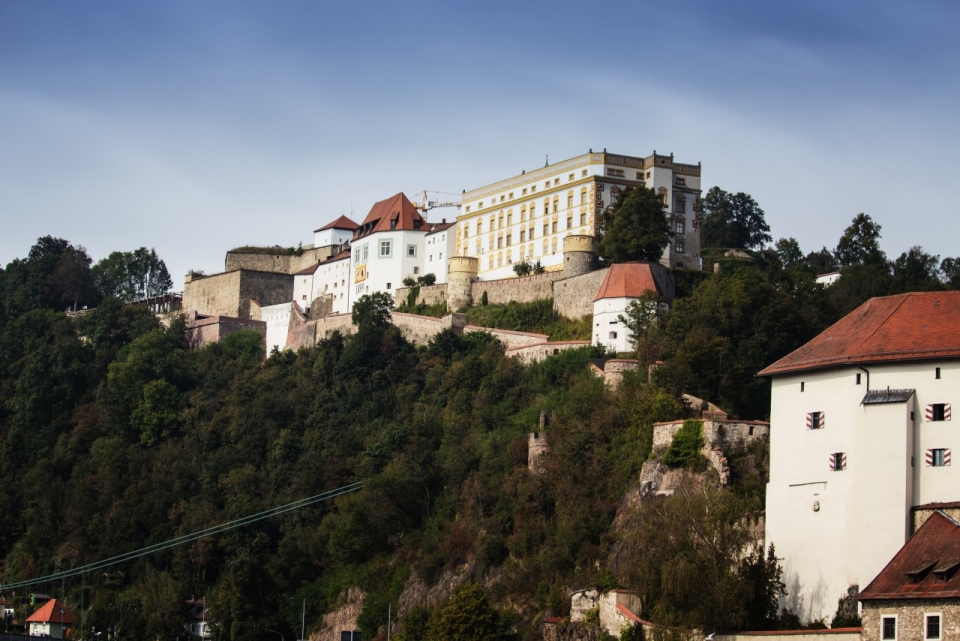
top-left (807, 411), bottom-right (824, 429)
top-left (606, 168), bottom-right (625, 177)
top-left (362, 245), bottom-right (369, 261)
top-left (379, 240), bottom-right (392, 257)
top-left (552, 221), bottom-right (558, 234)
top-left (927, 449), bottom-right (951, 467)
top-left (543, 223), bottom-right (549, 236)
top-left (676, 221), bottom-right (685, 234)
top-left (580, 213), bottom-right (587, 225)
top-left (506, 234), bottom-right (512, 246)
top-left (386, 282), bottom-right (391, 290)
top-left (407, 245), bottom-right (417, 257)
top-left (801, 382), bottom-right (805, 392)
top-left (477, 221), bottom-right (482, 234)
top-left (927, 615), bottom-right (941, 640)
top-left (567, 216), bottom-right (573, 229)
top-left (927, 404), bottom-right (951, 421)
top-left (936, 367), bottom-right (941, 379)
top-left (676, 241), bottom-right (685, 253)
top-left (520, 230), bottom-right (526, 242)
top-left (856, 373), bottom-right (862, 385)
top-left (676, 177), bottom-right (686, 186)
top-left (568, 195), bottom-right (574, 208)
top-left (830, 452), bottom-right (847, 471)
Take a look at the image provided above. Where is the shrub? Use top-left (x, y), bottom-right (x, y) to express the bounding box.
top-left (662, 419), bottom-right (705, 468)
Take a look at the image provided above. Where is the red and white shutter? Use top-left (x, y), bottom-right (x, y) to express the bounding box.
top-left (946, 404), bottom-right (953, 421)
top-left (925, 404), bottom-right (953, 421)
top-left (927, 449), bottom-right (935, 466)
top-left (806, 412), bottom-right (825, 429)
top-left (829, 452), bottom-right (847, 471)
top-left (925, 449), bottom-right (952, 466)
top-left (926, 405), bottom-right (935, 421)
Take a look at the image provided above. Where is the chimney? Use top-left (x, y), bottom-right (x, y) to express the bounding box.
top-left (442, 218), bottom-right (446, 223)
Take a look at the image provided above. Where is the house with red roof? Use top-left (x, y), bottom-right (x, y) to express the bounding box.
top-left (859, 510), bottom-right (960, 641)
top-left (759, 291), bottom-right (960, 624)
top-left (592, 262), bottom-right (672, 352)
top-left (25, 598), bottom-right (74, 639)
top-left (349, 193), bottom-right (456, 301)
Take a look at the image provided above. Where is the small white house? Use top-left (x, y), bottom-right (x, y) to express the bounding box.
top-left (816, 271), bottom-right (841, 286)
top-left (261, 302), bottom-right (292, 355)
top-left (761, 291), bottom-right (960, 624)
top-left (26, 599), bottom-right (74, 639)
top-left (313, 215), bottom-right (359, 250)
top-left (592, 262), bottom-right (669, 353)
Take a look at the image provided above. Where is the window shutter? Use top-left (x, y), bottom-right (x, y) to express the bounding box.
top-left (947, 449), bottom-right (952, 465)
top-left (829, 452), bottom-right (847, 471)
top-left (807, 413), bottom-right (813, 429)
top-left (926, 404), bottom-right (934, 421)
top-left (927, 449), bottom-right (935, 466)
top-left (946, 404), bottom-right (952, 421)
top-left (806, 412), bottom-right (825, 429)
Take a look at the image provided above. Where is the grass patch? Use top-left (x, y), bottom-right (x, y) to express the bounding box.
top-left (464, 298), bottom-right (592, 340)
top-left (395, 301), bottom-right (448, 317)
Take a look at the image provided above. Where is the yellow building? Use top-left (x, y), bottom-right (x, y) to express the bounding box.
top-left (456, 150), bottom-right (702, 280)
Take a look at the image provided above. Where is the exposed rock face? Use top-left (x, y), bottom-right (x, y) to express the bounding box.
top-left (309, 587), bottom-right (365, 641)
top-left (397, 569), bottom-right (468, 617)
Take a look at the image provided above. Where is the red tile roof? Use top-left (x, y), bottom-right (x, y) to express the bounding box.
top-left (759, 292), bottom-right (960, 376)
top-left (859, 511), bottom-right (960, 601)
top-left (26, 599), bottom-right (75, 624)
top-left (594, 262), bottom-right (664, 301)
top-left (314, 215), bottom-right (360, 233)
top-left (354, 193), bottom-right (425, 239)
top-left (293, 263), bottom-right (321, 276)
top-left (426, 221), bottom-right (455, 235)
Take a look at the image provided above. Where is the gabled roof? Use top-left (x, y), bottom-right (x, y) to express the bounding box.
top-left (860, 511), bottom-right (960, 601)
top-left (354, 193), bottom-right (425, 239)
top-left (759, 291), bottom-right (960, 376)
top-left (314, 215), bottom-right (360, 233)
top-left (26, 598), bottom-right (75, 624)
top-left (594, 262), bottom-right (664, 301)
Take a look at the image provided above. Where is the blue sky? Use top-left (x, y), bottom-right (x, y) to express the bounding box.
top-left (2, 1), bottom-right (959, 280)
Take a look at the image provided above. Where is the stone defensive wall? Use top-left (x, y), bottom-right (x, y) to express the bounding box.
top-left (505, 340), bottom-right (592, 365)
top-left (464, 325), bottom-right (548, 350)
top-left (185, 313), bottom-right (266, 350)
top-left (652, 418), bottom-right (770, 455)
top-left (183, 270), bottom-right (294, 320)
top-left (471, 271), bottom-right (565, 307)
top-left (393, 283), bottom-right (447, 308)
top-left (224, 244), bottom-right (339, 274)
top-left (553, 268), bottom-right (610, 319)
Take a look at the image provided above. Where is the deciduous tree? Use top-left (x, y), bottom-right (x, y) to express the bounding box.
top-left (599, 187), bottom-right (670, 263)
top-left (700, 188), bottom-right (772, 250)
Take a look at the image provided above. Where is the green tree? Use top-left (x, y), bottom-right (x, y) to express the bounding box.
top-left (774, 238), bottom-right (803, 268)
top-left (661, 419), bottom-right (705, 468)
top-left (700, 188), bottom-right (772, 250)
top-left (803, 247), bottom-right (839, 274)
top-left (892, 246), bottom-right (943, 291)
top-left (351, 292), bottom-right (394, 328)
top-left (431, 584), bottom-right (503, 641)
top-left (46, 245), bottom-right (98, 311)
top-left (131, 378), bottom-right (181, 446)
top-left (92, 248), bottom-right (173, 301)
top-left (834, 214), bottom-right (886, 267)
top-left (942, 257), bottom-right (960, 289)
top-left (617, 292), bottom-right (666, 352)
top-left (417, 273), bottom-right (437, 286)
top-left (599, 187), bottom-right (670, 263)
top-left (512, 260), bottom-right (532, 277)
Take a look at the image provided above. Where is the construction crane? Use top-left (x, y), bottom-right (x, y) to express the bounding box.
top-left (411, 190), bottom-right (461, 221)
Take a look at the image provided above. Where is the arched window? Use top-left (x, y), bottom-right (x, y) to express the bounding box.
top-left (567, 192), bottom-right (574, 209)
top-left (580, 188), bottom-right (588, 205)
top-left (488, 255), bottom-right (494, 270)
top-left (544, 198), bottom-right (551, 215)
top-left (476, 239), bottom-right (482, 254)
top-left (676, 197), bottom-right (685, 213)
top-left (529, 203), bottom-right (536, 217)
top-left (507, 210), bottom-right (513, 225)
top-left (528, 243), bottom-right (534, 257)
top-left (519, 247), bottom-right (525, 261)
top-left (506, 249), bottom-right (512, 264)
top-left (497, 252), bottom-right (503, 267)
top-left (553, 197), bottom-right (560, 213)
top-left (543, 239), bottom-right (548, 254)
top-left (476, 220), bottom-right (482, 234)
top-left (551, 238), bottom-right (558, 253)
top-left (521, 206), bottom-right (527, 222)
top-left (498, 215), bottom-right (504, 229)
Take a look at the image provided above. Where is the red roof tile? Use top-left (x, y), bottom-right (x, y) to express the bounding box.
top-left (26, 599), bottom-right (75, 624)
top-left (354, 193), bottom-right (425, 239)
top-left (594, 262), bottom-right (664, 301)
top-left (293, 263), bottom-right (321, 276)
top-left (314, 215), bottom-right (360, 233)
top-left (859, 511), bottom-right (960, 601)
top-left (759, 292), bottom-right (960, 376)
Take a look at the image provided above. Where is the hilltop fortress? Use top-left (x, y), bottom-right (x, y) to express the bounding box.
top-left (181, 149), bottom-right (701, 355)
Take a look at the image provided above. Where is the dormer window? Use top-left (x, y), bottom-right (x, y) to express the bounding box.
top-left (390, 218), bottom-right (397, 230)
top-left (906, 560), bottom-right (938, 583)
top-left (933, 559), bottom-right (960, 581)
top-left (413, 219), bottom-right (422, 231)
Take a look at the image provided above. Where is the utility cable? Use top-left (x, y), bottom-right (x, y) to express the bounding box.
top-left (0, 481), bottom-right (363, 591)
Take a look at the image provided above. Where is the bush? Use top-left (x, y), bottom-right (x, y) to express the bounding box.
top-left (662, 419), bottom-right (705, 468)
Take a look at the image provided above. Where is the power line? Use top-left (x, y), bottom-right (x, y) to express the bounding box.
top-left (0, 481), bottom-right (363, 591)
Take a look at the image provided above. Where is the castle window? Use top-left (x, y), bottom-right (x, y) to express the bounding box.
top-left (531, 185), bottom-right (536, 193)
top-left (497, 237), bottom-right (503, 249)
top-left (555, 178), bottom-right (560, 186)
top-left (856, 373), bottom-right (862, 385)
top-left (506, 234), bottom-right (512, 246)
top-left (520, 230), bottom-right (526, 242)
top-left (551, 238), bottom-right (558, 253)
top-left (519, 247), bottom-right (525, 261)
top-left (379, 241), bottom-right (392, 257)
top-left (927, 615), bottom-right (941, 640)
top-left (521, 207), bottom-right (526, 222)
top-left (466, 206), bottom-right (471, 213)
top-left (463, 227), bottom-right (468, 238)
top-left (499, 216), bottom-right (504, 228)
top-left (508, 192), bottom-right (514, 199)
top-left (807, 411), bottom-right (824, 429)
top-left (936, 367), bottom-right (941, 379)
top-left (676, 177), bottom-right (686, 186)
top-left (543, 239), bottom-right (548, 254)
top-left (676, 198), bottom-right (685, 213)
top-left (676, 221), bottom-right (685, 234)
top-left (386, 282), bottom-right (391, 290)
top-left (569, 173), bottom-right (574, 181)
top-left (507, 213), bottom-right (513, 225)
top-left (606, 168), bottom-right (625, 177)
top-left (609, 331), bottom-right (617, 339)
top-left (477, 220), bottom-right (482, 234)
top-left (552, 221), bottom-right (558, 234)
top-left (497, 253), bottom-right (503, 267)
top-left (529, 203), bottom-right (536, 216)
top-left (567, 216), bottom-right (573, 229)
top-left (507, 250), bottom-right (512, 264)
top-left (362, 245), bottom-right (369, 261)
top-left (882, 617), bottom-right (897, 641)
top-left (927, 404), bottom-right (951, 421)
top-left (407, 245), bottom-right (417, 257)
top-left (582, 169), bottom-right (588, 177)
top-left (414, 267), bottom-right (420, 274)
top-left (522, 188), bottom-right (527, 195)
top-left (489, 255), bottom-right (494, 269)
top-left (476, 239), bottom-right (482, 253)
top-left (676, 241), bottom-right (685, 253)
top-left (928, 449), bottom-right (951, 467)
top-left (568, 194), bottom-right (574, 208)
top-left (830, 452), bottom-right (846, 471)
top-left (580, 213), bottom-right (587, 225)
top-left (543, 223), bottom-right (550, 236)
top-left (581, 189), bottom-right (588, 205)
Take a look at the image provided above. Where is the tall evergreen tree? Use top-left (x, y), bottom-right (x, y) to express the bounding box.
top-left (834, 213), bottom-right (886, 267)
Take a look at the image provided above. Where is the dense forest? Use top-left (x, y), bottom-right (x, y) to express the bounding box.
top-left (1, 198), bottom-right (958, 641)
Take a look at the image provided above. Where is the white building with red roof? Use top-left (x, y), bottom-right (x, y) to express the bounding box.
top-left (759, 291), bottom-right (960, 624)
top-left (26, 598), bottom-right (74, 639)
top-left (592, 262), bottom-right (672, 352)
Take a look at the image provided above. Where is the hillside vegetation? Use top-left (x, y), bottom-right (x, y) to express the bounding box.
top-left (1, 207), bottom-right (958, 641)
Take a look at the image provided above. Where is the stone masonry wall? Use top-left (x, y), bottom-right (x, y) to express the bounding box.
top-left (394, 284), bottom-right (447, 308)
top-left (237, 271), bottom-right (294, 319)
top-left (471, 271), bottom-right (563, 306)
top-left (225, 245), bottom-right (338, 274)
top-left (310, 587), bottom-right (365, 641)
top-left (183, 271), bottom-right (243, 318)
top-left (862, 600), bottom-right (960, 641)
top-left (506, 341), bottom-right (592, 365)
top-left (652, 419), bottom-right (769, 455)
top-left (553, 268), bottom-right (610, 319)
top-left (465, 326), bottom-right (548, 350)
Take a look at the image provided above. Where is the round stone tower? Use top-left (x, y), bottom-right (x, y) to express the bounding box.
top-left (447, 256), bottom-right (479, 311)
top-left (562, 235), bottom-right (599, 278)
